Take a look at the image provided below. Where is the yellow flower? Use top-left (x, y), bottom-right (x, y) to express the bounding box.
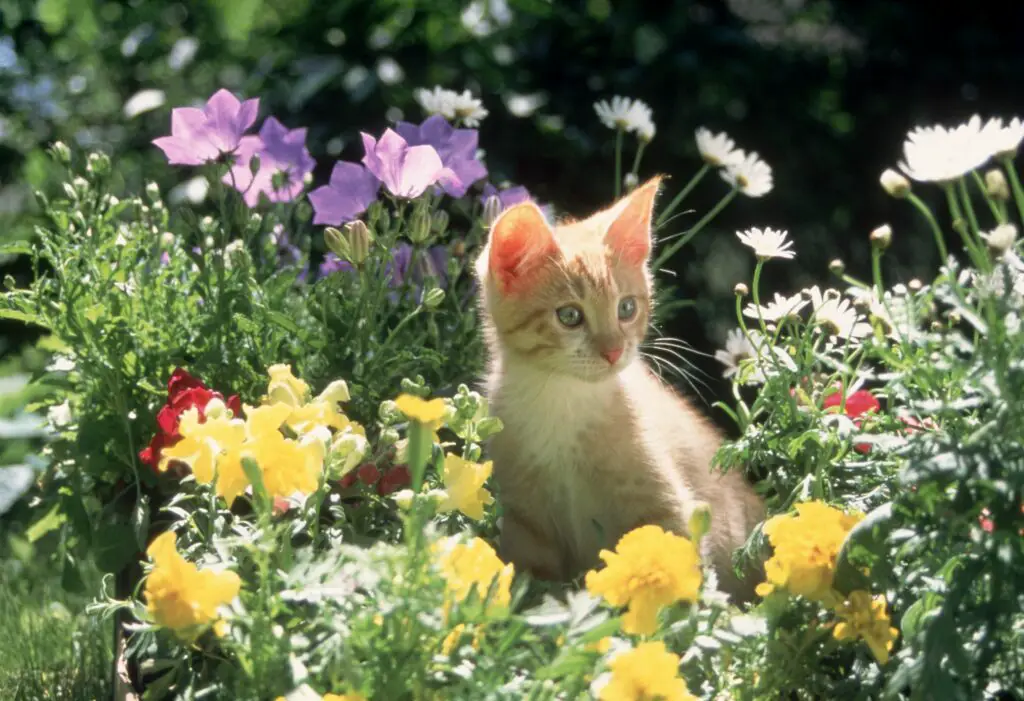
top-left (439, 453), bottom-right (494, 520)
top-left (158, 408), bottom-right (247, 502)
top-left (143, 532), bottom-right (240, 640)
top-left (324, 694), bottom-right (366, 701)
top-left (285, 399), bottom-right (357, 437)
top-left (599, 641), bottom-right (697, 701)
top-left (244, 428), bottom-right (325, 500)
top-left (832, 590), bottom-right (899, 664)
top-left (584, 525), bottom-right (702, 636)
top-left (395, 393), bottom-right (446, 428)
top-left (265, 363), bottom-right (310, 406)
top-left (755, 501), bottom-right (864, 602)
top-left (435, 536), bottom-right (514, 615)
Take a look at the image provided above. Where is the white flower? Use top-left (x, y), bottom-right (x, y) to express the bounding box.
top-left (415, 86), bottom-right (488, 126)
top-left (720, 151), bottom-right (773, 197)
top-left (593, 96), bottom-right (654, 136)
top-left (898, 115), bottom-right (992, 183)
top-left (743, 292), bottom-right (808, 321)
top-left (980, 116), bottom-right (1024, 159)
top-left (879, 168), bottom-right (911, 197)
top-left (695, 128), bottom-right (744, 168)
top-left (715, 329), bottom-right (756, 379)
top-left (46, 400), bottom-right (72, 430)
top-left (808, 286), bottom-right (871, 339)
top-left (982, 223), bottom-right (1017, 254)
top-left (736, 227), bottom-right (795, 260)
top-left (846, 287), bottom-right (917, 340)
top-left (634, 114), bottom-right (656, 143)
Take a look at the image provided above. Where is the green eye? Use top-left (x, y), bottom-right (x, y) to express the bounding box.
top-left (618, 296), bottom-right (638, 320)
top-left (556, 305), bottom-right (584, 328)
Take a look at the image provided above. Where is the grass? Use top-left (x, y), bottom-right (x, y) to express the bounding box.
top-left (0, 552), bottom-right (112, 701)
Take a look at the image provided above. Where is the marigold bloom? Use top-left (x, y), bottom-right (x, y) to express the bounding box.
top-left (598, 641), bottom-right (697, 701)
top-left (144, 532), bottom-right (240, 639)
top-left (394, 394), bottom-right (446, 427)
top-left (756, 501), bottom-right (864, 601)
top-left (435, 536), bottom-right (514, 615)
top-left (832, 590), bottom-right (899, 664)
top-left (439, 453), bottom-right (494, 521)
top-left (585, 525), bottom-right (702, 636)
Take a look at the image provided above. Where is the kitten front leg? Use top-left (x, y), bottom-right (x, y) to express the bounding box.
top-left (499, 506), bottom-right (566, 582)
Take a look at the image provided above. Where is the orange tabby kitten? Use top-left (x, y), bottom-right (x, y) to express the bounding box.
top-left (474, 176), bottom-right (765, 599)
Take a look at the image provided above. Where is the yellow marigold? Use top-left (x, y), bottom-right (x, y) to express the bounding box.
top-left (598, 641), bottom-right (697, 701)
top-left (439, 453), bottom-right (494, 521)
top-left (435, 536), bottom-right (514, 615)
top-left (755, 501), bottom-right (864, 602)
top-left (832, 590), bottom-right (899, 664)
top-left (395, 393), bottom-right (446, 428)
top-left (143, 532), bottom-right (240, 640)
top-left (584, 525), bottom-right (702, 636)
top-left (265, 363), bottom-right (310, 406)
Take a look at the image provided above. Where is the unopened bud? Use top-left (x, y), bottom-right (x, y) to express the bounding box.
top-left (324, 227), bottom-right (351, 260)
top-left (688, 502), bottom-right (712, 542)
top-left (3, 275), bottom-right (15, 291)
top-left (870, 224), bottom-right (892, 250)
top-left (199, 216), bottom-right (217, 236)
top-left (344, 220), bottom-right (373, 265)
top-left (985, 169), bottom-right (1009, 202)
top-left (432, 210), bottom-right (449, 237)
top-left (316, 379), bottom-right (351, 405)
top-left (483, 195), bottom-right (503, 227)
top-left (49, 141), bottom-right (71, 164)
top-left (908, 278), bottom-right (923, 292)
top-left (223, 239), bottom-right (246, 268)
top-left (72, 176), bottom-right (89, 198)
top-left (423, 287), bottom-right (445, 309)
top-left (392, 489), bottom-right (416, 511)
top-left (160, 232), bottom-right (175, 248)
top-left (733, 282), bottom-right (749, 297)
top-left (983, 224), bottom-right (1017, 254)
top-left (451, 239), bottom-right (467, 258)
top-left (204, 397), bottom-right (228, 419)
top-left (476, 416), bottom-right (504, 440)
top-left (408, 207), bottom-right (432, 244)
top-left (880, 169), bottom-right (911, 198)
top-left (829, 259), bottom-right (845, 275)
top-left (623, 173), bottom-right (639, 192)
top-left (248, 154), bottom-right (261, 176)
top-left (87, 152), bottom-right (111, 177)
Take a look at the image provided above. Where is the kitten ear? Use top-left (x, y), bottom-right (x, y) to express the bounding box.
top-left (487, 202), bottom-right (558, 294)
top-left (605, 175), bottom-right (663, 266)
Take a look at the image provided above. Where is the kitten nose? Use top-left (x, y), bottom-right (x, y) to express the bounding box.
top-left (601, 347), bottom-right (624, 365)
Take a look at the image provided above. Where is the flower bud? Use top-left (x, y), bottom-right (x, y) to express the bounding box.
top-left (483, 195), bottom-right (503, 227)
top-left (432, 210), bottom-right (449, 237)
top-left (983, 224), bottom-right (1017, 254)
top-left (423, 287), bottom-right (445, 309)
top-left (248, 154), bottom-right (261, 176)
top-left (623, 173), bottom-right (639, 192)
top-left (344, 220), bottom-right (373, 265)
top-left (87, 152), bottom-right (111, 177)
top-left (49, 141), bottom-right (71, 164)
top-left (880, 169), bottom-right (910, 198)
top-left (378, 399), bottom-right (400, 424)
top-left (145, 181), bottom-right (161, 203)
top-left (451, 239), bottom-right (467, 258)
top-left (985, 169), bottom-right (1009, 202)
top-left (223, 239), bottom-right (247, 269)
top-left (328, 431), bottom-right (369, 478)
top-left (3, 275), bottom-right (16, 291)
top-left (160, 232), bottom-right (176, 249)
top-left (203, 397), bottom-right (229, 420)
top-left (316, 379), bottom-right (351, 405)
top-left (828, 259), bottom-right (845, 275)
top-left (908, 278), bottom-right (923, 292)
top-left (476, 416), bottom-right (504, 440)
top-left (408, 207), bottom-right (432, 244)
top-left (688, 502), bottom-right (712, 542)
top-left (324, 226), bottom-right (351, 260)
top-left (72, 176), bottom-right (89, 198)
top-left (392, 489), bottom-right (416, 511)
top-left (870, 224), bottom-right (892, 250)
top-left (733, 282), bottom-right (749, 297)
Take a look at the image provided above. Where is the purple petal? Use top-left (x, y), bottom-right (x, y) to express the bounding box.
top-left (395, 143), bottom-right (443, 198)
top-left (309, 161), bottom-right (380, 225)
top-left (203, 89), bottom-right (258, 152)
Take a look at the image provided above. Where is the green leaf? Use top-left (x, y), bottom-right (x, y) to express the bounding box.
top-left (27, 503), bottom-right (65, 542)
top-left (132, 495), bottom-right (150, 550)
top-left (266, 310), bottom-right (302, 336)
top-left (241, 456), bottom-right (269, 509)
top-left (0, 308), bottom-right (45, 326)
top-left (60, 489), bottom-right (92, 547)
top-left (0, 241), bottom-right (32, 257)
top-left (94, 522), bottom-right (139, 573)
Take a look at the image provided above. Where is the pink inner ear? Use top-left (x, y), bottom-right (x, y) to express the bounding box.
top-left (488, 203), bottom-right (558, 294)
top-left (606, 177), bottom-right (661, 266)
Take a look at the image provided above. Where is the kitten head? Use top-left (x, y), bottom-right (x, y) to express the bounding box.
top-left (475, 176), bottom-right (662, 382)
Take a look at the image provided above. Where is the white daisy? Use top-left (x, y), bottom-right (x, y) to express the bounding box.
top-left (981, 223), bottom-right (1017, 254)
top-left (634, 114), bottom-right (656, 143)
top-left (980, 116), bottom-right (1024, 159)
top-left (846, 287), bottom-right (917, 340)
top-left (743, 292), bottom-right (808, 321)
top-left (720, 150), bottom-right (773, 197)
top-left (593, 96), bottom-right (654, 135)
top-left (694, 128), bottom-right (744, 167)
top-left (715, 328), bottom-right (757, 379)
top-left (898, 115), bottom-right (992, 183)
top-left (415, 86), bottom-right (488, 126)
top-left (808, 286), bottom-right (871, 339)
top-left (736, 227), bottom-right (795, 260)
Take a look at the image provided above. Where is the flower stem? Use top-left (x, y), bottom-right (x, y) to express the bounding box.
top-left (630, 141), bottom-right (647, 178)
top-left (655, 163), bottom-right (710, 229)
top-left (906, 192), bottom-right (948, 261)
top-left (653, 187), bottom-right (737, 270)
top-left (871, 246), bottom-right (884, 298)
top-left (958, 177), bottom-right (981, 236)
top-left (751, 260), bottom-right (766, 332)
top-left (1001, 155), bottom-right (1024, 224)
top-left (614, 128), bottom-right (624, 199)
top-left (945, 183), bottom-right (987, 271)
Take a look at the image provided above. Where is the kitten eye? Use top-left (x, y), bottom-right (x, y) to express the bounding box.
top-left (556, 304), bottom-right (584, 328)
top-left (618, 296), bottom-right (638, 321)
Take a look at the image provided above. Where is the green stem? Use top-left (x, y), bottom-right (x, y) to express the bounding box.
top-left (907, 192), bottom-right (948, 261)
top-left (871, 246), bottom-right (884, 298)
top-left (655, 163), bottom-right (710, 228)
top-left (971, 170), bottom-right (1004, 223)
top-left (614, 128), bottom-right (624, 199)
top-left (1002, 155), bottom-right (1024, 224)
top-left (945, 184), bottom-right (987, 271)
top-left (653, 188), bottom-right (737, 270)
top-left (751, 260), bottom-right (766, 333)
top-left (630, 141), bottom-right (647, 178)
top-left (958, 177), bottom-right (981, 237)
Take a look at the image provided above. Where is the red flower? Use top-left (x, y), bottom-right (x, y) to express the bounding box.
top-left (377, 465), bottom-right (411, 496)
top-left (139, 368), bottom-right (241, 469)
top-left (357, 463), bottom-right (381, 485)
top-left (823, 389), bottom-right (880, 454)
top-left (979, 508), bottom-right (995, 533)
top-left (338, 472), bottom-right (358, 489)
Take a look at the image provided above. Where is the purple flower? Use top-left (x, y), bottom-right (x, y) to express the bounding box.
top-left (394, 115), bottom-right (487, 198)
top-left (308, 162), bottom-right (381, 225)
top-left (318, 252), bottom-right (354, 278)
top-left (226, 117), bottom-right (316, 206)
top-left (361, 129), bottom-right (455, 199)
top-left (153, 89), bottom-right (259, 165)
top-left (386, 243), bottom-right (450, 290)
top-left (481, 183), bottom-right (532, 209)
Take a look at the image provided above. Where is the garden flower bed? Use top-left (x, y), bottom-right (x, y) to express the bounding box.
top-left (2, 87), bottom-right (1023, 700)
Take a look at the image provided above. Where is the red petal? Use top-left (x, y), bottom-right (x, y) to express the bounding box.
top-left (227, 394), bottom-right (243, 417)
top-left (357, 464), bottom-right (381, 485)
top-left (167, 368), bottom-right (207, 400)
top-left (844, 390), bottom-right (880, 418)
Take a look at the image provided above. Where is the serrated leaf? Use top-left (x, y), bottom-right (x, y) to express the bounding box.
top-left (0, 308), bottom-right (45, 326)
top-left (0, 241), bottom-right (32, 257)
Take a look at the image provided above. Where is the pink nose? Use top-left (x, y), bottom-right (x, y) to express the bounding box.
top-left (601, 347), bottom-right (624, 365)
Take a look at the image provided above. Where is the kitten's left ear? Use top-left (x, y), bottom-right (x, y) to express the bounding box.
top-left (605, 175), bottom-right (663, 266)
